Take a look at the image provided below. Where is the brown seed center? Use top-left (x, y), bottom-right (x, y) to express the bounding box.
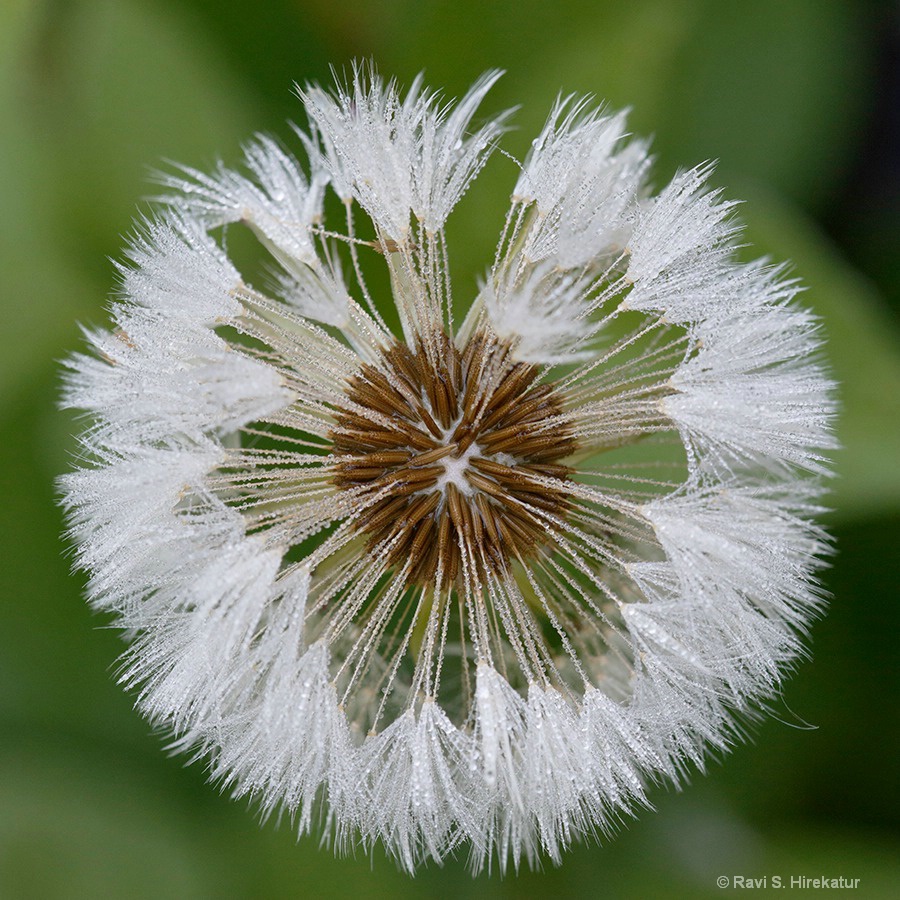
top-left (330, 329), bottom-right (577, 588)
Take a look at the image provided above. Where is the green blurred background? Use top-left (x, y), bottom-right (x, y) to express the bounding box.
top-left (2, 1), bottom-right (899, 897)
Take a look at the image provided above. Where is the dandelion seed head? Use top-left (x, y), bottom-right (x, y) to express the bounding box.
top-left (60, 65), bottom-right (836, 873)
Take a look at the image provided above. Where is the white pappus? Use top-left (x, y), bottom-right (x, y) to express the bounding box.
top-left (60, 64), bottom-right (836, 873)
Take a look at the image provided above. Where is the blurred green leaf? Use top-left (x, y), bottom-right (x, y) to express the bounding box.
top-left (0, 2), bottom-right (92, 402)
top-left (167, 0), bottom-right (337, 122)
top-left (0, 0), bottom-right (256, 406)
top-left (765, 826), bottom-right (900, 899)
top-left (654, 0), bottom-right (871, 209)
top-left (0, 740), bottom-right (216, 900)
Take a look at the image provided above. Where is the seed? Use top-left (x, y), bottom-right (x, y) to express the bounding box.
top-left (329, 327), bottom-right (577, 589)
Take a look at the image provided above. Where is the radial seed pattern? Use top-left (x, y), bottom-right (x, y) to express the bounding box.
top-left (332, 329), bottom-right (577, 588)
